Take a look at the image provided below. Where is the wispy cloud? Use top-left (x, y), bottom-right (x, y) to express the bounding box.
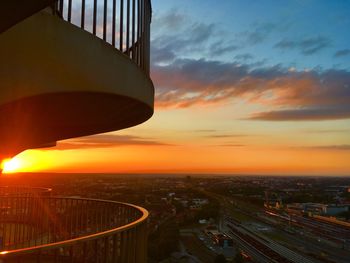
top-left (152, 46), bottom-right (176, 64)
top-left (234, 53), bottom-right (254, 61)
top-left (209, 41), bottom-right (239, 57)
top-left (152, 21), bottom-right (216, 64)
top-left (193, 129), bottom-right (217, 133)
top-left (215, 144), bottom-right (245, 147)
top-left (248, 107), bottom-right (350, 121)
top-left (151, 9), bottom-right (240, 63)
top-left (302, 145), bottom-right (350, 151)
top-left (205, 134), bottom-right (248, 138)
top-left (274, 36), bottom-right (331, 55)
top-left (240, 22), bottom-right (278, 45)
top-left (153, 8), bottom-right (187, 32)
top-left (334, 49), bottom-right (350, 58)
top-left (303, 129), bottom-right (350, 134)
top-left (53, 134), bottom-right (173, 150)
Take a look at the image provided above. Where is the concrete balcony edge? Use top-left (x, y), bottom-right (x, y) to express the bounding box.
top-left (0, 10), bottom-right (154, 156)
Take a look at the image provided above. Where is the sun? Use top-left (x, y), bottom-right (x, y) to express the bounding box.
top-left (1, 158), bottom-right (22, 173)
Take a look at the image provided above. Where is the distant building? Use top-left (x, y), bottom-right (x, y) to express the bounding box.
top-left (189, 198), bottom-right (209, 210)
top-left (287, 202), bottom-right (349, 216)
top-left (323, 205), bottom-right (349, 216)
top-left (192, 198), bottom-right (209, 206)
top-left (212, 234), bottom-right (233, 248)
top-left (199, 219), bottom-right (208, 224)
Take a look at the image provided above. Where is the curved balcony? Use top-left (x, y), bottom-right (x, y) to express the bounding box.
top-left (0, 0), bottom-right (154, 160)
top-left (0, 191), bottom-right (148, 262)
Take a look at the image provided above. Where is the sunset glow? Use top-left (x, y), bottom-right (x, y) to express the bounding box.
top-left (0, 0), bottom-right (349, 176)
top-left (1, 158), bottom-right (22, 174)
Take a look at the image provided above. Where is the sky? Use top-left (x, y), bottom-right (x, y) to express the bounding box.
top-left (3, 0), bottom-right (350, 175)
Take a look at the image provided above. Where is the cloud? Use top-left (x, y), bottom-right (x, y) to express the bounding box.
top-left (152, 17), bottom-right (285, 64)
top-left (151, 10), bottom-right (241, 63)
top-left (189, 23), bottom-right (216, 43)
top-left (152, 46), bottom-right (176, 64)
top-left (240, 22), bottom-right (277, 45)
top-left (152, 22), bottom-right (215, 51)
top-left (248, 107), bottom-right (350, 121)
top-left (205, 134), bottom-right (248, 138)
top-left (234, 53), bottom-right (254, 61)
top-left (334, 49), bottom-right (350, 58)
top-left (152, 9), bottom-right (187, 32)
top-left (209, 42), bottom-right (239, 57)
top-left (53, 134), bottom-right (173, 150)
top-left (303, 129), bottom-right (350, 134)
top-left (302, 145), bottom-right (350, 151)
top-left (216, 144), bottom-right (245, 147)
top-left (152, 58), bottom-right (350, 120)
top-left (274, 36), bottom-right (331, 55)
top-left (151, 22), bottom-right (217, 63)
top-left (193, 129), bottom-right (217, 133)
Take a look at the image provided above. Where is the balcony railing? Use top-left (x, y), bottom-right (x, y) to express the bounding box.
top-left (53, 0), bottom-right (151, 75)
top-left (0, 192), bottom-right (148, 262)
top-left (0, 186), bottom-right (52, 198)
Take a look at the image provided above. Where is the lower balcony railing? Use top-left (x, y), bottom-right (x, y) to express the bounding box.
top-left (0, 187), bottom-right (52, 198)
top-left (0, 194), bottom-right (148, 262)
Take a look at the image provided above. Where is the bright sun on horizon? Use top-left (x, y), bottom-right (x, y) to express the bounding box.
top-left (1, 158), bottom-right (22, 174)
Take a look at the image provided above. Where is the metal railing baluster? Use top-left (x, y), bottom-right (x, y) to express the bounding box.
top-left (120, 0), bottom-right (124, 51)
top-left (126, 0), bottom-right (130, 56)
top-left (103, 0), bottom-right (107, 41)
top-left (112, 0), bottom-right (116, 47)
top-left (132, 0), bottom-right (136, 60)
top-left (93, 0), bottom-right (97, 35)
top-left (67, 0), bottom-right (72, 22)
top-left (81, 0), bottom-right (85, 29)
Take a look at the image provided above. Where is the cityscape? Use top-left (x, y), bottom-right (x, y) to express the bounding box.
top-left (1, 173), bottom-right (350, 263)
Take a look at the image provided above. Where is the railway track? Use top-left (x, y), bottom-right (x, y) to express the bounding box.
top-left (228, 224), bottom-right (293, 263)
top-left (226, 219), bottom-right (316, 263)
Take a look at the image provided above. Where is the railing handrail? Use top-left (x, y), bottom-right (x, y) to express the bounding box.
top-left (53, 0), bottom-right (152, 75)
top-left (0, 196), bottom-right (148, 256)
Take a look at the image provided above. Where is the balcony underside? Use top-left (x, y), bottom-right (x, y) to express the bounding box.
top-left (0, 92), bottom-right (153, 157)
top-left (0, 10), bottom-right (154, 158)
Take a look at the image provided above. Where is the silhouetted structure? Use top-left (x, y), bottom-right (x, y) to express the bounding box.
top-left (0, 0), bottom-right (153, 262)
top-left (0, 0), bottom-right (154, 161)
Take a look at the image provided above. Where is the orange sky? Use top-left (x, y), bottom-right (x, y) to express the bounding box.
top-left (2, 1), bottom-right (350, 176)
top-left (3, 102), bottom-right (350, 175)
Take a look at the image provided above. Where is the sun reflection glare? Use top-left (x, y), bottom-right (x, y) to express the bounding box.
top-left (1, 158), bottom-right (22, 173)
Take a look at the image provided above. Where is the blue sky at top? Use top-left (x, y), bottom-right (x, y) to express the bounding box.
top-left (152, 0), bottom-right (350, 70)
